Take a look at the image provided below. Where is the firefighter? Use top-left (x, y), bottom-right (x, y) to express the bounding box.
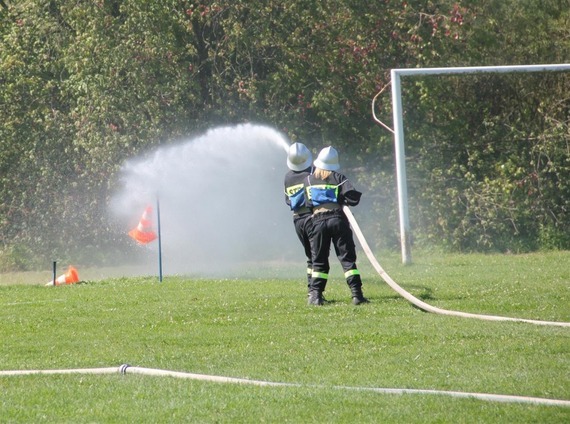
top-left (306, 146), bottom-right (369, 306)
top-left (284, 142), bottom-right (314, 291)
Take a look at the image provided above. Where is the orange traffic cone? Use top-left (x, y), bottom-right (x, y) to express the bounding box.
top-left (46, 266), bottom-right (80, 286)
top-left (128, 206), bottom-right (157, 244)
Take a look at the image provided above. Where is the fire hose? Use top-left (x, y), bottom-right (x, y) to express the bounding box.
top-left (1, 365), bottom-right (568, 406)
top-left (343, 206), bottom-right (570, 328)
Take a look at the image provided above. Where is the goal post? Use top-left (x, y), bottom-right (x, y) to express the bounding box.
top-left (389, 63), bottom-right (570, 264)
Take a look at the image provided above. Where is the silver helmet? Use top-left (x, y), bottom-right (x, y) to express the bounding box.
top-left (314, 146), bottom-right (340, 171)
top-left (287, 142), bottom-right (313, 171)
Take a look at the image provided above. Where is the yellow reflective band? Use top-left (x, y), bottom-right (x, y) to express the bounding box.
top-left (344, 269), bottom-right (360, 278)
top-left (311, 271), bottom-right (328, 279)
top-left (306, 268), bottom-right (312, 275)
top-left (285, 183), bottom-right (304, 196)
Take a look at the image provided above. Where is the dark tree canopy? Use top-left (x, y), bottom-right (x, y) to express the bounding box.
top-left (1, 0), bottom-right (569, 270)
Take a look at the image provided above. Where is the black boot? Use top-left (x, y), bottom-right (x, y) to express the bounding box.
top-left (350, 286), bottom-right (369, 305)
top-left (307, 289), bottom-right (326, 302)
top-left (347, 273), bottom-right (369, 305)
top-left (308, 289), bottom-right (325, 306)
top-left (308, 274), bottom-right (327, 305)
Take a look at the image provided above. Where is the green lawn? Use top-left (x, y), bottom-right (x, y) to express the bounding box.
top-left (1, 251), bottom-right (569, 423)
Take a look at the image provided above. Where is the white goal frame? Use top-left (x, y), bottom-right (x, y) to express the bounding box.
top-left (388, 63), bottom-right (570, 264)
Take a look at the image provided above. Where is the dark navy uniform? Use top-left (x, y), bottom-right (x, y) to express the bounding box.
top-left (284, 167), bottom-right (314, 286)
top-left (306, 171), bottom-right (365, 302)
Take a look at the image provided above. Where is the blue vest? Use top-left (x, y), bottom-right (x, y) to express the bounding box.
top-left (306, 177), bottom-right (347, 207)
top-left (285, 183), bottom-right (307, 211)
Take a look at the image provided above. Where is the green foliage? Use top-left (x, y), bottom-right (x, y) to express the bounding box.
top-left (405, 71), bottom-right (569, 252)
top-left (1, 0), bottom-right (569, 268)
top-left (0, 244), bottom-right (34, 272)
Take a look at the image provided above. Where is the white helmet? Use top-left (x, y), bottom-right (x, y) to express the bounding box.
top-left (287, 142), bottom-right (313, 171)
top-left (314, 146), bottom-right (340, 171)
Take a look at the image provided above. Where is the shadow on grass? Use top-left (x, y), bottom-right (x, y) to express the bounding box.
top-left (375, 284), bottom-right (437, 313)
top-left (380, 284), bottom-right (435, 301)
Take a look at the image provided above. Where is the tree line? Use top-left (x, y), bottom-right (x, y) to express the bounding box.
top-left (1, 0), bottom-right (569, 270)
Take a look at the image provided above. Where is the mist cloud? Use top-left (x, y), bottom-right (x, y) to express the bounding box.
top-left (110, 124), bottom-right (303, 277)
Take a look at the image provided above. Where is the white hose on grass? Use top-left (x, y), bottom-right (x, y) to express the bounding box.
top-left (1, 365), bottom-right (568, 407)
top-left (343, 206), bottom-right (570, 328)
top-left (0, 367), bottom-right (118, 376)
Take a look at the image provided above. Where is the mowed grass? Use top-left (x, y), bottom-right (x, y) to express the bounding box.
top-left (1, 251), bottom-right (569, 423)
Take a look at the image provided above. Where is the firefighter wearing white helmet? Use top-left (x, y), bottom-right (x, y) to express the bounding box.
top-left (305, 146), bottom-right (369, 305)
top-left (284, 142), bottom-right (314, 289)
top-left (313, 146), bottom-right (340, 170)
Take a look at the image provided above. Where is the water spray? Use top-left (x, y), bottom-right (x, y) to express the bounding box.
top-left (111, 123), bottom-right (298, 277)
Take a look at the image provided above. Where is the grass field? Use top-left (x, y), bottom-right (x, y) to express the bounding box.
top-left (1, 251), bottom-right (569, 423)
